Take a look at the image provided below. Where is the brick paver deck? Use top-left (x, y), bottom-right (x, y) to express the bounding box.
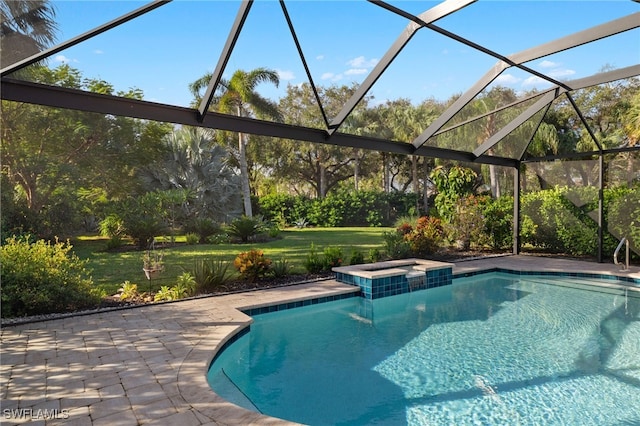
top-left (1, 256), bottom-right (638, 425)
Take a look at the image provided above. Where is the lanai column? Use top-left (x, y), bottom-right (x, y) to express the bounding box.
top-left (513, 164), bottom-right (521, 255)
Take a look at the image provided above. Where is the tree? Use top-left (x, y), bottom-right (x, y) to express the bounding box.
top-left (1, 65), bottom-right (171, 236)
top-left (190, 68), bottom-right (281, 217)
top-left (370, 99), bottom-right (442, 211)
top-left (430, 165), bottom-right (478, 222)
top-left (272, 83), bottom-right (371, 198)
top-left (1, 0), bottom-right (58, 67)
top-left (139, 127), bottom-right (242, 223)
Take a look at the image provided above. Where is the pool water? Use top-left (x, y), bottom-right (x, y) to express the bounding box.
top-left (208, 272), bottom-right (640, 425)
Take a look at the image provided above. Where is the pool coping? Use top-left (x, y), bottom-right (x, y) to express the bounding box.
top-left (1, 255), bottom-right (638, 425)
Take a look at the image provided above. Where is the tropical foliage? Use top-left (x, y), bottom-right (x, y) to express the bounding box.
top-left (139, 127), bottom-right (242, 223)
top-left (0, 1), bottom-right (637, 295)
top-left (0, 236), bottom-right (102, 317)
top-left (190, 68), bottom-right (282, 217)
top-left (1, 0), bottom-right (58, 66)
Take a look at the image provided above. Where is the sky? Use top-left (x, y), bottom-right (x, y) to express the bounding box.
top-left (46, 0), bottom-right (639, 108)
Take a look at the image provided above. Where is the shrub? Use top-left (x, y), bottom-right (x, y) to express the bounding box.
top-left (154, 286), bottom-right (175, 302)
top-left (294, 218), bottom-right (309, 229)
top-left (607, 185), bottom-right (639, 256)
top-left (521, 187), bottom-right (598, 256)
top-left (234, 249), bottom-right (272, 282)
top-left (185, 217), bottom-right (221, 244)
top-left (207, 232), bottom-right (230, 244)
top-left (383, 230), bottom-right (412, 259)
top-left (271, 258), bottom-right (292, 278)
top-left (105, 235), bottom-right (125, 250)
top-left (448, 195), bottom-right (487, 250)
top-left (257, 193), bottom-right (293, 224)
top-left (257, 190), bottom-right (420, 227)
top-left (173, 272), bottom-right (196, 297)
top-left (384, 216), bottom-right (443, 259)
top-left (408, 216), bottom-right (444, 256)
top-left (185, 233), bottom-right (199, 245)
top-left (154, 272), bottom-right (196, 302)
top-left (369, 248), bottom-right (383, 263)
top-left (0, 236), bottom-right (102, 317)
top-left (99, 214), bottom-right (125, 239)
top-left (322, 246), bottom-right (343, 269)
top-left (191, 259), bottom-right (232, 293)
top-left (100, 214), bottom-right (126, 250)
top-left (118, 193), bottom-right (167, 249)
top-left (430, 165), bottom-right (478, 222)
top-left (267, 224), bottom-right (281, 239)
top-left (394, 215), bottom-right (419, 230)
top-left (304, 243), bottom-right (325, 273)
top-left (119, 281), bottom-right (140, 301)
top-left (349, 249), bottom-right (365, 265)
top-left (482, 196), bottom-right (513, 250)
top-left (227, 215), bottom-right (266, 243)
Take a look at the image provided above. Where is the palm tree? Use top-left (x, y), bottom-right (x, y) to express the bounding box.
top-left (1, 0), bottom-right (58, 67)
top-left (139, 127), bottom-right (242, 222)
top-left (190, 68), bottom-right (281, 217)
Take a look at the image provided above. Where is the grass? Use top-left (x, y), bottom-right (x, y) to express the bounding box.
top-left (71, 227), bottom-right (391, 295)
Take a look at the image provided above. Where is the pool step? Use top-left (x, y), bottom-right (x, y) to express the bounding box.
top-left (518, 276), bottom-right (640, 298)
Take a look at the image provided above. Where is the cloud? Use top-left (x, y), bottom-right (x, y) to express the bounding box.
top-left (539, 59), bottom-right (559, 68)
top-left (54, 54), bottom-right (77, 64)
top-left (316, 54), bottom-right (324, 60)
top-left (345, 68), bottom-right (367, 76)
top-left (321, 72), bottom-right (343, 82)
top-left (536, 59), bottom-right (575, 79)
top-left (94, 49), bottom-right (104, 54)
top-left (277, 69), bottom-right (295, 80)
top-left (319, 55), bottom-right (376, 84)
top-left (522, 75), bottom-right (547, 87)
top-left (346, 56), bottom-right (378, 68)
top-left (495, 73), bottom-right (521, 85)
top-left (547, 68), bottom-right (576, 78)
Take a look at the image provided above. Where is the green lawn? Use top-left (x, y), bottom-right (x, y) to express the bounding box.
top-left (72, 227), bottom-right (391, 295)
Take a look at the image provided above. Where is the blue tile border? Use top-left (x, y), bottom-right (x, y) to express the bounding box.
top-left (242, 292), bottom-right (358, 317)
top-left (236, 268), bottom-right (637, 321)
top-left (344, 267), bottom-right (455, 299)
top-left (454, 267), bottom-right (640, 285)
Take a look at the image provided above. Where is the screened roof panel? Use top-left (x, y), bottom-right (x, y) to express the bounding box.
top-left (433, 97), bottom-right (532, 153)
top-left (522, 29), bottom-right (640, 84)
top-left (432, 1), bottom-right (638, 55)
top-left (6, 0), bottom-right (244, 107)
top-left (491, 108), bottom-right (547, 159)
top-left (284, 1), bottom-right (409, 93)
top-left (1, 0), bottom-right (638, 167)
top-left (359, 23), bottom-right (498, 105)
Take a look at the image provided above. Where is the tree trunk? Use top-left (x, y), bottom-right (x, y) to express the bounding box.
top-left (320, 165), bottom-right (327, 198)
top-left (490, 164), bottom-right (501, 197)
top-left (412, 155), bottom-right (419, 194)
top-left (382, 153), bottom-right (390, 193)
top-left (423, 160), bottom-right (430, 213)
top-left (238, 132), bottom-right (253, 217)
top-left (353, 149), bottom-right (360, 191)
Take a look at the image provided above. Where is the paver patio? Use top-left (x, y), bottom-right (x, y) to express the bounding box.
top-left (1, 255), bottom-right (638, 425)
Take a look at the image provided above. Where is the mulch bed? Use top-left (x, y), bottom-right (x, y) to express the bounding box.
top-left (2, 248), bottom-right (605, 327)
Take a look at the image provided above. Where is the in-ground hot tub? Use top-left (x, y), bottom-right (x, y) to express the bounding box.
top-left (333, 258), bottom-right (453, 299)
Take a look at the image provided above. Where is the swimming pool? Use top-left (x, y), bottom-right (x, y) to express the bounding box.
top-left (208, 272), bottom-right (640, 425)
